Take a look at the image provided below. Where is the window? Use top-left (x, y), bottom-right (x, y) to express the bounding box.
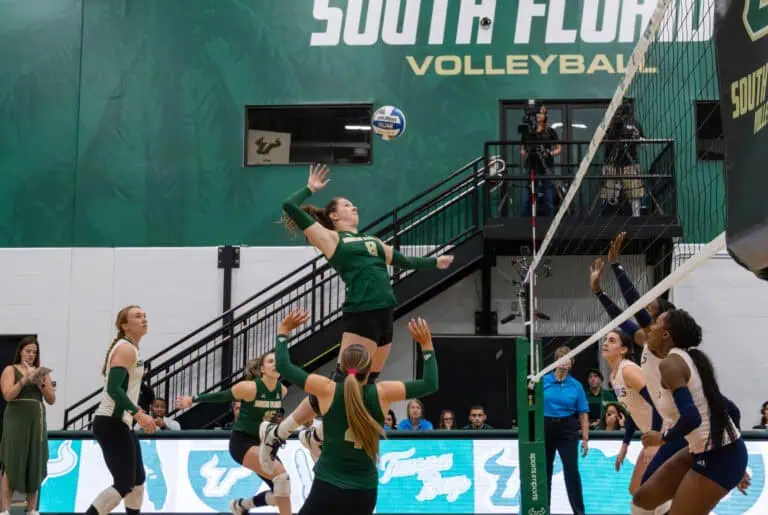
top-left (695, 101), bottom-right (724, 161)
top-left (244, 104), bottom-right (373, 166)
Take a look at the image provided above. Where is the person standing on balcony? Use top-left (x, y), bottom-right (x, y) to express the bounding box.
top-left (0, 336), bottom-right (55, 515)
top-left (176, 351), bottom-right (292, 515)
top-left (260, 164), bottom-right (454, 472)
top-left (521, 105), bottom-right (561, 217)
top-left (273, 309), bottom-right (439, 515)
top-left (84, 305), bottom-right (156, 515)
top-left (600, 101), bottom-right (645, 217)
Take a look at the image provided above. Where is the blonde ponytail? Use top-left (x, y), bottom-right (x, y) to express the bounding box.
top-left (102, 333), bottom-right (124, 376)
top-left (340, 344), bottom-right (386, 461)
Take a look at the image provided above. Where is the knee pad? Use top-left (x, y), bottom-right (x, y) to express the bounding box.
top-left (366, 371), bottom-right (380, 385)
top-left (272, 472), bottom-right (290, 497)
top-left (91, 487), bottom-right (124, 515)
top-left (308, 394), bottom-right (321, 416)
top-left (630, 502), bottom-right (655, 515)
top-left (124, 483), bottom-right (144, 510)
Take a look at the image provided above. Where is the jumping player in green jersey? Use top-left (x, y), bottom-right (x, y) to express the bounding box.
top-left (175, 352), bottom-right (291, 515)
top-left (273, 309), bottom-right (439, 515)
top-left (261, 164), bottom-right (453, 472)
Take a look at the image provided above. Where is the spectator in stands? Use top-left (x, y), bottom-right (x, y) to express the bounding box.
top-left (384, 409), bottom-right (397, 431)
top-left (463, 405), bottom-right (493, 430)
top-left (397, 399), bottom-right (433, 431)
top-left (584, 368), bottom-right (617, 428)
top-left (599, 403), bottom-right (625, 431)
top-left (0, 336), bottom-right (55, 515)
top-left (439, 409), bottom-right (457, 430)
top-left (140, 398), bottom-right (180, 431)
top-left (543, 345), bottom-right (589, 515)
top-left (521, 104), bottom-right (562, 216)
top-left (753, 401), bottom-right (768, 429)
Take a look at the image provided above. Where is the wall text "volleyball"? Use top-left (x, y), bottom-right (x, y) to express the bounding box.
top-left (406, 53), bottom-right (656, 76)
top-left (309, 0), bottom-right (714, 47)
top-left (730, 60), bottom-right (768, 135)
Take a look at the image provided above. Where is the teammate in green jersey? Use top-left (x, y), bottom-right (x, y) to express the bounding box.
top-left (176, 352), bottom-right (291, 515)
top-left (273, 309), bottom-right (439, 515)
top-left (262, 164), bottom-right (452, 472)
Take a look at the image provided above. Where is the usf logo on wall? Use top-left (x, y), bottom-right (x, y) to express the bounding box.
top-left (246, 129), bottom-right (291, 165)
top-left (743, 0), bottom-right (768, 41)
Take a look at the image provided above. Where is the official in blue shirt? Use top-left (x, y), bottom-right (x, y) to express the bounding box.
top-left (543, 346), bottom-right (590, 515)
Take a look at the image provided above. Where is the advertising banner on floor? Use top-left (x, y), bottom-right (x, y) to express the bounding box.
top-left (41, 437), bottom-right (767, 514)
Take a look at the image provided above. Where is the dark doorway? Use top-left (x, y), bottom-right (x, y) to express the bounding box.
top-left (416, 335), bottom-right (516, 430)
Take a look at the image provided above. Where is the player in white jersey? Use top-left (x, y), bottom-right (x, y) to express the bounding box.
top-left (632, 309), bottom-right (748, 514)
top-left (85, 306), bottom-right (157, 515)
top-left (602, 330), bottom-right (663, 495)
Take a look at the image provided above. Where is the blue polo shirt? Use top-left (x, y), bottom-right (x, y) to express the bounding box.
top-left (543, 372), bottom-right (590, 418)
top-left (397, 418), bottom-right (434, 431)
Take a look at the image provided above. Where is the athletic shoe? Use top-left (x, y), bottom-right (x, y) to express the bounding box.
top-left (259, 421), bottom-right (285, 474)
top-left (299, 426), bottom-right (323, 462)
top-left (229, 499), bottom-right (246, 515)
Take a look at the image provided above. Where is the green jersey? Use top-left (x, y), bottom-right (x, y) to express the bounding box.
top-left (313, 383), bottom-right (384, 490)
top-left (328, 231), bottom-right (397, 313)
top-left (232, 378), bottom-right (282, 437)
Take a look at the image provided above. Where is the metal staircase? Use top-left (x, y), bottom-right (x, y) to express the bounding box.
top-left (63, 157), bottom-right (490, 430)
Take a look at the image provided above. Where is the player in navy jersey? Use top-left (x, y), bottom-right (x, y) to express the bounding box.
top-left (631, 309), bottom-right (749, 514)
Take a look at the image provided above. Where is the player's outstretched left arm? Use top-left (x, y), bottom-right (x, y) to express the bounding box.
top-left (376, 238), bottom-right (454, 270)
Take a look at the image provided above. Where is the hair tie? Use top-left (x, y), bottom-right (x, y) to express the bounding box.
top-left (348, 368), bottom-right (357, 376)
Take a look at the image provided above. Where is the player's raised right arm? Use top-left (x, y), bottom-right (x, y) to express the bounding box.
top-left (282, 164), bottom-right (339, 257)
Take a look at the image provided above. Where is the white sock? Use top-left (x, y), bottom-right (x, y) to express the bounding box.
top-left (654, 500), bottom-right (672, 515)
top-left (630, 502), bottom-right (655, 515)
top-left (277, 414), bottom-right (301, 439)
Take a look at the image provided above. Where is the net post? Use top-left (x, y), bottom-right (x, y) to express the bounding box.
top-left (516, 336), bottom-right (548, 514)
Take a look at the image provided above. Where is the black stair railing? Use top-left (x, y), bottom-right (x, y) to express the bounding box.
top-left (63, 157), bottom-right (490, 430)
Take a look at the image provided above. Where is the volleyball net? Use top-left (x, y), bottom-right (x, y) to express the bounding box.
top-left (521, 0), bottom-right (728, 383)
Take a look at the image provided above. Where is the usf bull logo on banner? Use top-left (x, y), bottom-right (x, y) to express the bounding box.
top-left (715, 0), bottom-right (768, 280)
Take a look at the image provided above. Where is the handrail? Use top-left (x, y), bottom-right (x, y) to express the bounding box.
top-left (64, 156), bottom-right (486, 429)
top-left (484, 138), bottom-right (675, 145)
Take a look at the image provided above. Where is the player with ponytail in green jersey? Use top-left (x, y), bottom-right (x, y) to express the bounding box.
top-left (175, 351), bottom-right (292, 515)
top-left (273, 309), bottom-right (439, 515)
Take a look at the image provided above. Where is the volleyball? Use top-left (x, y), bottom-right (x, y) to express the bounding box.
top-left (371, 105), bottom-right (406, 140)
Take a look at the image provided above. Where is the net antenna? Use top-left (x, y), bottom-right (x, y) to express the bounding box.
top-left (515, 0), bottom-right (729, 385)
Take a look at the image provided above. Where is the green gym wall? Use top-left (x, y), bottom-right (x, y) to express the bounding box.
top-left (0, 0), bottom-right (721, 247)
